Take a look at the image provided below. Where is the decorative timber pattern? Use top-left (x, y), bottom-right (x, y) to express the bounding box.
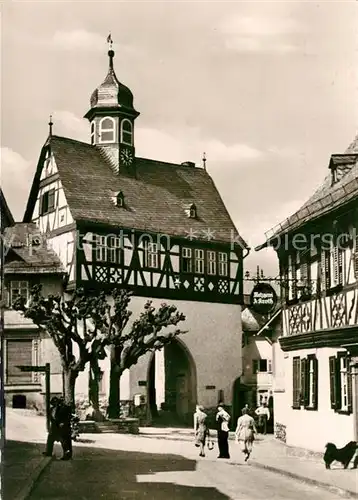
top-left (284, 288), bottom-right (358, 336)
top-left (74, 231), bottom-right (242, 303)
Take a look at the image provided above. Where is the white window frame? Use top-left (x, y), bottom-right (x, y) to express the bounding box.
top-left (182, 247), bottom-right (192, 273)
top-left (10, 281), bottom-right (29, 307)
top-left (207, 250), bottom-right (216, 275)
top-left (108, 236), bottom-right (121, 264)
top-left (96, 235), bottom-right (107, 262)
top-left (99, 117), bottom-right (115, 144)
top-left (120, 119), bottom-right (133, 146)
top-left (329, 240), bottom-right (337, 288)
top-left (144, 242), bottom-right (159, 269)
top-left (90, 121), bottom-right (96, 145)
top-left (307, 357), bottom-right (315, 408)
top-left (194, 249), bottom-right (204, 274)
top-left (288, 254), bottom-right (294, 300)
top-left (218, 252), bottom-right (228, 277)
top-left (340, 356), bottom-right (348, 411)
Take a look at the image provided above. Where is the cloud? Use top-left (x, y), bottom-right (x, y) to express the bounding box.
top-left (53, 110), bottom-right (89, 142)
top-left (1, 147), bottom-right (34, 221)
top-left (52, 29), bottom-right (139, 56)
top-left (51, 113), bottom-right (263, 164)
top-left (219, 15), bottom-right (302, 54)
top-left (136, 127), bottom-right (263, 164)
top-left (52, 30), bottom-right (108, 51)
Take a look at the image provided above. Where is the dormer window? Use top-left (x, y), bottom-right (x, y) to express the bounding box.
top-left (184, 203), bottom-right (197, 218)
top-left (114, 191), bottom-right (124, 208)
top-left (189, 204), bottom-right (197, 218)
top-left (90, 121), bottom-right (96, 145)
top-left (99, 117), bottom-right (115, 143)
top-left (121, 119), bottom-right (133, 146)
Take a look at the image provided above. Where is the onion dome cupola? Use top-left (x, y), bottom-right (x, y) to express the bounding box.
top-left (84, 37), bottom-right (140, 171)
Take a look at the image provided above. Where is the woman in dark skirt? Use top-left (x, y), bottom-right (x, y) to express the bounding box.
top-left (216, 405), bottom-right (231, 459)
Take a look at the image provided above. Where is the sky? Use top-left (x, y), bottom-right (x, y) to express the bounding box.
top-left (1, 0), bottom-right (358, 281)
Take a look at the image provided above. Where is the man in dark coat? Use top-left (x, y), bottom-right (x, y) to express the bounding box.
top-left (43, 397), bottom-right (73, 460)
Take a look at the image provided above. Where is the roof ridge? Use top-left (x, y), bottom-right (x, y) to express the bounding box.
top-left (136, 156), bottom-right (206, 170)
top-left (51, 135), bottom-right (91, 147)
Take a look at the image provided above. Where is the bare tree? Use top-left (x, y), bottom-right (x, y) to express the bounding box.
top-left (14, 286), bottom-right (186, 420)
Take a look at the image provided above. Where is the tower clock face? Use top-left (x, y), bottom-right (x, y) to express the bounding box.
top-left (120, 148), bottom-right (134, 166)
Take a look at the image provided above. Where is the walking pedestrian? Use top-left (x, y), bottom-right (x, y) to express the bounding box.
top-left (193, 405), bottom-right (209, 457)
top-left (255, 402), bottom-right (270, 435)
top-left (43, 397), bottom-right (73, 460)
top-left (216, 404), bottom-right (231, 459)
top-left (235, 407), bottom-right (257, 461)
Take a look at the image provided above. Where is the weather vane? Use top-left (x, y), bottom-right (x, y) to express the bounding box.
top-left (202, 152), bottom-right (207, 170)
top-left (107, 33), bottom-right (113, 50)
top-left (48, 115), bottom-right (53, 137)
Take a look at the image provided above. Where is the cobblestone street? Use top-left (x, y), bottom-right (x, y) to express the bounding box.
top-left (5, 410), bottom-right (358, 499)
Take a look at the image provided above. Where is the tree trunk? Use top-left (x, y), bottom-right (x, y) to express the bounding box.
top-left (63, 367), bottom-right (78, 409)
top-left (107, 346), bottom-right (122, 419)
top-left (88, 366), bottom-right (105, 421)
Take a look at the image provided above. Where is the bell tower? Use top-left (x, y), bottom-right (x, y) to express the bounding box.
top-left (84, 35), bottom-right (140, 171)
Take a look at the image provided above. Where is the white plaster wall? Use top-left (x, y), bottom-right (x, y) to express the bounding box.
top-left (125, 297), bottom-right (242, 408)
top-left (275, 347), bottom-right (354, 452)
top-left (272, 339), bottom-right (286, 392)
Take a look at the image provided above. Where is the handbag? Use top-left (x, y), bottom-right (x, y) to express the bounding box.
top-left (207, 439), bottom-right (214, 450)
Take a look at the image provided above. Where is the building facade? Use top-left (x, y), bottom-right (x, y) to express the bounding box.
top-left (22, 47), bottom-right (248, 423)
top-left (2, 209), bottom-right (64, 409)
top-left (257, 135), bottom-right (358, 451)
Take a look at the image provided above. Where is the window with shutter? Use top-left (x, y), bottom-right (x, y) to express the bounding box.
top-left (292, 357), bottom-right (301, 409)
top-left (311, 356), bottom-right (318, 410)
top-left (329, 356), bottom-right (337, 409)
top-left (347, 361), bottom-right (353, 414)
top-left (6, 340), bottom-right (33, 384)
top-left (338, 247), bottom-right (343, 285)
top-left (328, 353), bottom-right (353, 414)
top-left (332, 244), bottom-right (339, 287)
top-left (300, 358), bottom-right (308, 406)
top-left (320, 250), bottom-right (325, 292)
top-left (305, 355), bottom-right (318, 410)
top-left (354, 230), bottom-right (358, 279)
top-left (324, 250), bottom-right (330, 290)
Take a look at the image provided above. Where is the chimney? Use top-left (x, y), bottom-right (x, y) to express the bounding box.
top-left (181, 161), bottom-right (195, 168)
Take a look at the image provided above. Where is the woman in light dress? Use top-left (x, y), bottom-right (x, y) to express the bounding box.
top-left (193, 405), bottom-right (209, 457)
top-left (235, 407), bottom-right (257, 461)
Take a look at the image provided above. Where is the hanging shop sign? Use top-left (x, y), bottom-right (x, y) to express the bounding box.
top-left (250, 282), bottom-right (277, 315)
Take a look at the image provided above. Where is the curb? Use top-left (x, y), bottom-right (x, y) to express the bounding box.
top-left (13, 456), bottom-right (52, 500)
top-left (248, 461), bottom-right (358, 499)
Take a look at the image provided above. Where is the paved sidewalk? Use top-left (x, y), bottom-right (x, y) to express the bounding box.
top-left (3, 440), bottom-right (51, 500)
top-left (139, 427), bottom-right (358, 497)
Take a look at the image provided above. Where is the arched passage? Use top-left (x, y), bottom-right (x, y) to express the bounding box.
top-left (147, 338), bottom-right (197, 426)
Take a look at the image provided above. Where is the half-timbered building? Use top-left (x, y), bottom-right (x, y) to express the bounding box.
top-left (22, 47), bottom-right (248, 423)
top-left (256, 134), bottom-right (358, 451)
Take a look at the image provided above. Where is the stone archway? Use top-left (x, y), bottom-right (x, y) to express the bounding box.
top-left (147, 338), bottom-right (197, 426)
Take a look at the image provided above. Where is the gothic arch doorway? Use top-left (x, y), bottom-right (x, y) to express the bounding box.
top-left (147, 338), bottom-right (197, 426)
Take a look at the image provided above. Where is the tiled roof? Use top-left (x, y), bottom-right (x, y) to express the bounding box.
top-left (256, 134), bottom-right (358, 249)
top-left (34, 135), bottom-right (247, 247)
top-left (1, 188), bottom-right (15, 229)
top-left (4, 223), bottom-right (64, 273)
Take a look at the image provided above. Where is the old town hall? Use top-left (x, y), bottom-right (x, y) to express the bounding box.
top-left (21, 43), bottom-right (247, 423)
